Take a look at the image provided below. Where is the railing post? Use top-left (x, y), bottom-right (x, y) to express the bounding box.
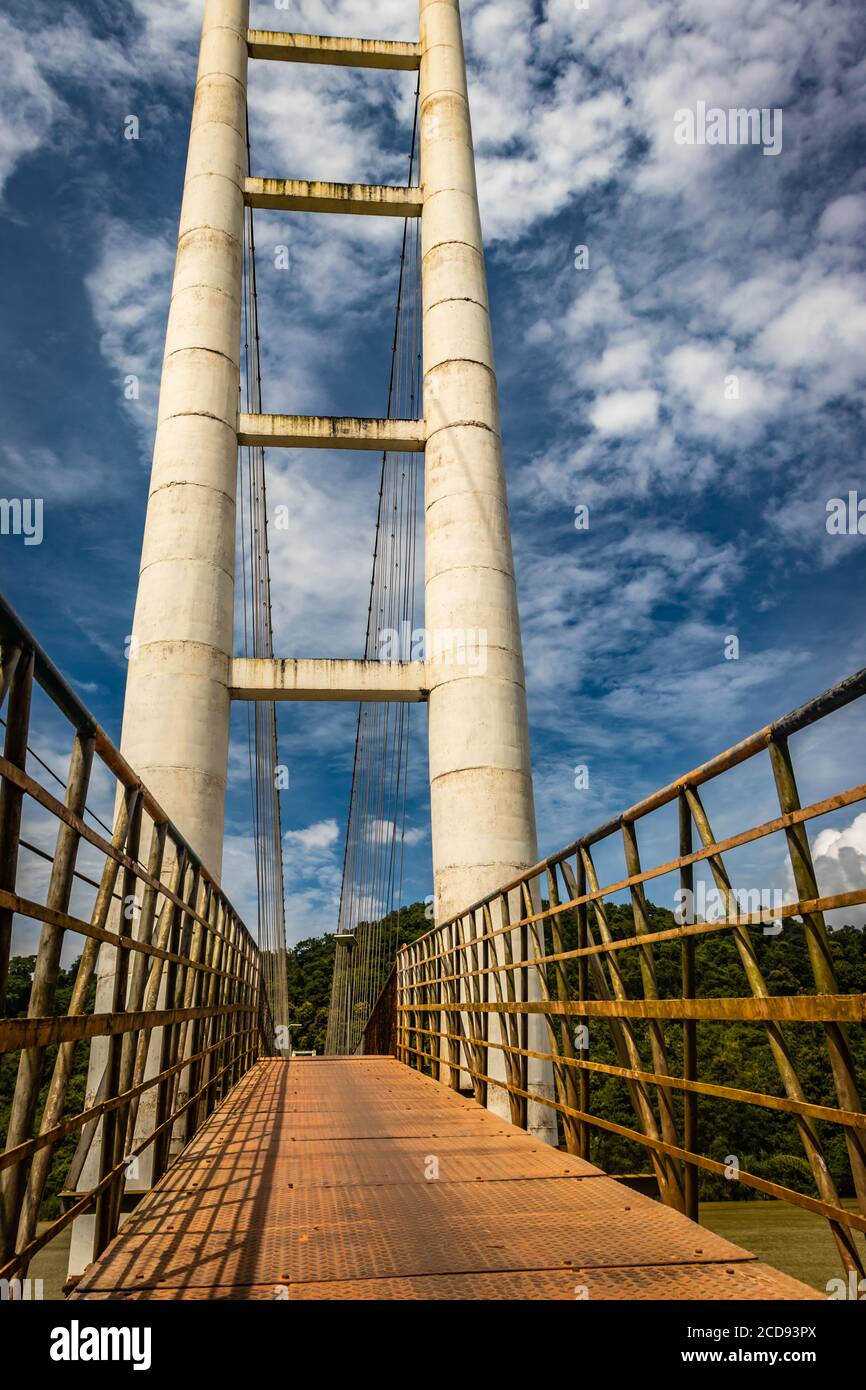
top-left (117, 819), bottom-right (168, 1155)
top-left (408, 942), bottom-right (420, 1069)
top-left (204, 900), bottom-right (231, 1113)
top-left (167, 876), bottom-right (212, 1153)
top-left (51, 790), bottom-right (139, 1278)
top-left (94, 788), bottom-right (143, 1254)
top-left (481, 911), bottom-right (490, 1107)
top-left (563, 851), bottom-right (679, 1205)
top-left (242, 926), bottom-right (259, 1072)
top-left (492, 893), bottom-right (524, 1129)
top-left (546, 864), bottom-right (581, 1155)
top-left (151, 861), bottom-right (198, 1183)
top-left (124, 846), bottom-right (187, 1161)
top-left (678, 792), bottom-right (699, 1222)
top-left (769, 736), bottom-right (866, 1212)
top-left (520, 879), bottom-right (558, 1142)
top-left (0, 641), bottom-right (22, 712)
top-left (218, 913), bottom-right (241, 1098)
top-left (621, 820), bottom-right (685, 1212)
top-left (191, 890), bottom-right (224, 1127)
top-left (0, 645), bottom-right (33, 1019)
top-left (1, 722), bottom-right (93, 1263)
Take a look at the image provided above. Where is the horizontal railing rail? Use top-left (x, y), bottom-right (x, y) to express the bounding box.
top-left (0, 592), bottom-right (270, 1282)
top-left (396, 667), bottom-right (866, 1279)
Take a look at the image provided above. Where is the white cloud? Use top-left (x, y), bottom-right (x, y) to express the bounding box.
top-left (249, 0), bottom-right (416, 43)
top-left (589, 388), bottom-right (660, 436)
top-left (0, 6), bottom-right (191, 198)
top-left (220, 830), bottom-right (267, 931)
top-left (584, 338), bottom-right (654, 389)
top-left (281, 815), bottom-right (344, 943)
top-left (284, 818), bottom-right (340, 853)
top-left (0, 444), bottom-right (109, 502)
top-left (664, 341), bottom-right (785, 431)
top-left (818, 192), bottom-right (866, 241)
top-left (810, 813), bottom-right (866, 929)
top-left (262, 453), bottom-right (387, 658)
top-left (719, 267), bottom-right (802, 338)
top-left (0, 16), bottom-right (60, 197)
top-left (84, 220), bottom-right (175, 446)
top-left (402, 825), bottom-right (428, 847)
top-left (365, 817), bottom-right (427, 848)
top-left (755, 274), bottom-right (866, 399)
top-left (561, 266), bottom-right (632, 342)
top-left (462, 5), bottom-right (632, 241)
top-left (128, 0), bottom-right (203, 76)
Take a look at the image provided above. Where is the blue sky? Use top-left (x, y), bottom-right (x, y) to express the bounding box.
top-left (1, 0), bottom-right (865, 952)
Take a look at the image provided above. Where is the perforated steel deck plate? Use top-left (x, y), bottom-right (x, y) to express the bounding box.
top-left (72, 1263), bottom-right (820, 1301)
top-left (157, 1135), bottom-right (601, 1193)
top-left (74, 1058), bottom-right (818, 1301)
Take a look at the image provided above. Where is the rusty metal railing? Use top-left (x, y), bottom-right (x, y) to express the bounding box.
top-left (397, 668), bottom-right (866, 1278)
top-left (0, 593), bottom-right (271, 1282)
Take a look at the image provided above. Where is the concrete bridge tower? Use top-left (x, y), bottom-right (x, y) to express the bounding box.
top-left (118, 0), bottom-right (541, 937)
top-left (419, 0), bottom-right (539, 928)
top-left (72, 0), bottom-right (553, 1272)
top-left (117, 0), bottom-right (250, 877)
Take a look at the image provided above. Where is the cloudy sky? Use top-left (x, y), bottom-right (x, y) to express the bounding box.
top-left (1, 0), bottom-right (865, 950)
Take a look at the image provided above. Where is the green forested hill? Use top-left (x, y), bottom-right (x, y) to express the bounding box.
top-left (284, 900), bottom-right (433, 1054)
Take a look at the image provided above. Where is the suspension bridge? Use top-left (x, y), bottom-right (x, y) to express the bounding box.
top-left (0, 0), bottom-right (864, 1303)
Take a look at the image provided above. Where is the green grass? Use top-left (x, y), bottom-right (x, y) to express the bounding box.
top-left (700, 1198), bottom-right (862, 1292)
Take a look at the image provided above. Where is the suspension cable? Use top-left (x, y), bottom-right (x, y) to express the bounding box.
top-left (326, 84), bottom-right (423, 1055)
top-left (239, 110), bottom-right (290, 1044)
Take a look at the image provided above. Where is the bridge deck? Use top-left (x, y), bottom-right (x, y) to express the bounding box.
top-left (74, 1058), bottom-right (817, 1300)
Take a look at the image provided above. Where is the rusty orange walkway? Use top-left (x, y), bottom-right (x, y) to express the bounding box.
top-left (73, 1057), bottom-right (817, 1300)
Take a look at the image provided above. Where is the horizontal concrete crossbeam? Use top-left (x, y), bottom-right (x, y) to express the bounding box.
top-left (237, 414), bottom-right (426, 452)
top-left (247, 30), bottom-right (421, 70)
top-left (243, 177), bottom-right (422, 217)
top-left (229, 658), bottom-right (429, 703)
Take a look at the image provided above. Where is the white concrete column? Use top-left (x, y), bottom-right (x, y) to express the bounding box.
top-left (119, 0), bottom-right (249, 875)
top-left (419, 0), bottom-right (555, 1140)
top-left (420, 0), bottom-right (537, 922)
top-left (68, 0), bottom-right (249, 1278)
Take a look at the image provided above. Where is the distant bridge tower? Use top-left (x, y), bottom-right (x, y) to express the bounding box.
top-left (72, 0), bottom-right (553, 1271)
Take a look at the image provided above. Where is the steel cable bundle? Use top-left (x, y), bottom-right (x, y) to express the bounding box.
top-left (238, 118), bottom-right (290, 1047)
top-left (326, 88), bottom-right (422, 1055)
